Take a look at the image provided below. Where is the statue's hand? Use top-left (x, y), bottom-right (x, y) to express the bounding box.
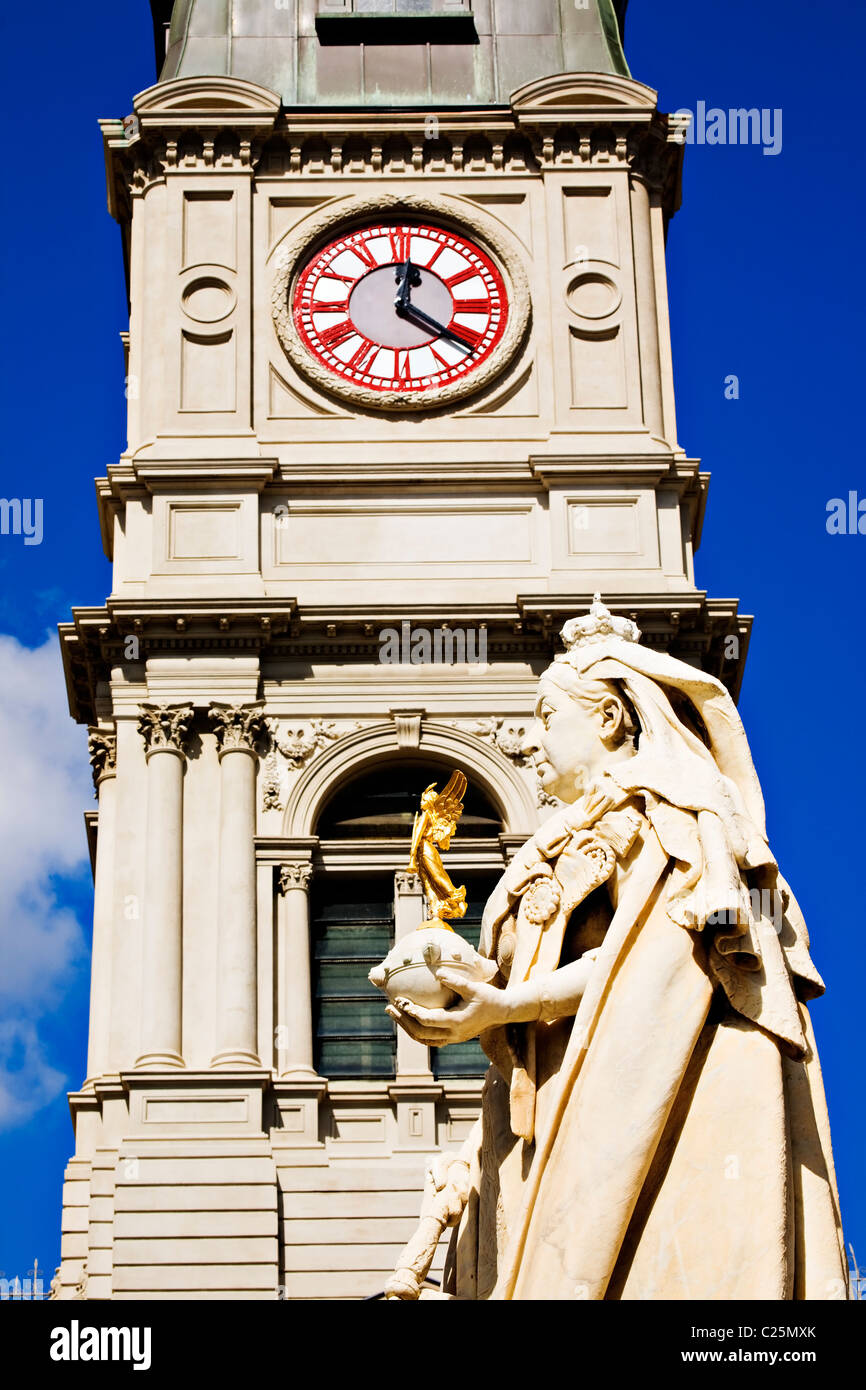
top-left (386, 972), bottom-right (512, 1045)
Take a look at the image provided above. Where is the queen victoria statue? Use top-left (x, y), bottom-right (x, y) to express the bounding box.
top-left (384, 599), bottom-right (847, 1301)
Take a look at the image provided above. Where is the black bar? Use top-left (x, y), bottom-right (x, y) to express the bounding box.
top-left (315, 13), bottom-right (479, 46)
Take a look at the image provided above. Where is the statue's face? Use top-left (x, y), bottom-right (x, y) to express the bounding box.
top-left (523, 676), bottom-right (614, 802)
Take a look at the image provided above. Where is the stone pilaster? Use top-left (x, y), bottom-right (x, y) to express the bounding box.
top-left (209, 703), bottom-right (266, 1068)
top-left (393, 871), bottom-right (433, 1081)
top-left (135, 705), bottom-right (193, 1069)
top-left (83, 728), bottom-right (118, 1086)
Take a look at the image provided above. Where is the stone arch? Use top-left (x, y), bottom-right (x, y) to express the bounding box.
top-left (282, 720), bottom-right (537, 840)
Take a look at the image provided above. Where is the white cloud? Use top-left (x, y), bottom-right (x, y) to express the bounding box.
top-left (0, 1019), bottom-right (66, 1129)
top-left (0, 633), bottom-right (91, 1128)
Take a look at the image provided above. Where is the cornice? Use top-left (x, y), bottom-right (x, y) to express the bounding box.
top-left (108, 456), bottom-right (279, 496)
top-left (528, 453), bottom-right (701, 489)
top-left (59, 587), bottom-right (750, 726)
top-left (59, 600), bottom-right (297, 725)
top-left (101, 74), bottom-right (686, 232)
top-left (267, 451), bottom-right (699, 490)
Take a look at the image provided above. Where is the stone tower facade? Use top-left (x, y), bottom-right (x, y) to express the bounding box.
top-left (55, 0), bottom-right (749, 1299)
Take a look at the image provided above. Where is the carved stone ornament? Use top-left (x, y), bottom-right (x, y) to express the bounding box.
top-left (267, 717), bottom-right (341, 770)
top-left (138, 704), bottom-right (194, 757)
top-left (270, 192), bottom-right (531, 413)
top-left (395, 871), bottom-right (422, 894)
top-left (87, 727), bottom-right (117, 788)
top-left (261, 747), bottom-right (284, 813)
top-left (452, 717), bottom-right (531, 767)
top-left (279, 863), bottom-right (314, 894)
top-left (261, 719), bottom-right (362, 813)
top-left (209, 702), bottom-right (268, 756)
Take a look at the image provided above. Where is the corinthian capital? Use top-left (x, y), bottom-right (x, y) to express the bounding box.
top-left (279, 863), bottom-right (313, 894)
top-left (209, 702), bottom-right (267, 757)
top-left (138, 704), bottom-right (194, 757)
top-left (87, 727), bottom-right (117, 787)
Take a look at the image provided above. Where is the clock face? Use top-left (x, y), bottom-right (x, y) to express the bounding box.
top-left (292, 223), bottom-right (509, 398)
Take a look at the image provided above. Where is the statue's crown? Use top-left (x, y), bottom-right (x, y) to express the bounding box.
top-left (560, 594), bottom-right (641, 652)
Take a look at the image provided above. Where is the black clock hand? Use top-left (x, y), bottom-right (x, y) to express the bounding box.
top-left (397, 299), bottom-right (475, 351)
top-left (394, 259), bottom-right (421, 312)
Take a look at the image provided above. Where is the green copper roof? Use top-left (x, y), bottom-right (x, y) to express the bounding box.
top-left (156, 1), bottom-right (631, 106)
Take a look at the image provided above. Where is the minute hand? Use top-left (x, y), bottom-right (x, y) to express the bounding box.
top-left (397, 301), bottom-right (476, 351)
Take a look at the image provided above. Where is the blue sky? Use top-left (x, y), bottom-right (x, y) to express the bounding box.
top-left (0, 0), bottom-right (863, 1288)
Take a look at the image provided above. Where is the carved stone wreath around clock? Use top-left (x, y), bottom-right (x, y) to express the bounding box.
top-left (270, 193), bottom-right (531, 412)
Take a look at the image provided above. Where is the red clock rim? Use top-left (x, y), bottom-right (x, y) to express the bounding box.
top-left (292, 221), bottom-right (510, 395)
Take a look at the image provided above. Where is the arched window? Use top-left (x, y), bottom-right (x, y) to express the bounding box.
top-left (315, 764), bottom-right (503, 839)
top-left (311, 764), bottom-right (503, 1080)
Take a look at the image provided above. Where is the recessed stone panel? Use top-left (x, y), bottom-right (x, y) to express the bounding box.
top-left (563, 186), bottom-right (618, 267)
top-left (183, 190), bottom-right (237, 271)
top-left (273, 501), bottom-right (534, 568)
top-left (169, 504), bottom-right (242, 561)
top-left (180, 329), bottom-right (236, 413)
top-left (569, 326), bottom-right (627, 409)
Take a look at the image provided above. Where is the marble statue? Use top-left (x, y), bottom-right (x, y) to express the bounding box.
top-left (385, 598), bottom-right (847, 1300)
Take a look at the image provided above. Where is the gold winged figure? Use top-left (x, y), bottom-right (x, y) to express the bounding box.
top-left (407, 770), bottom-right (468, 928)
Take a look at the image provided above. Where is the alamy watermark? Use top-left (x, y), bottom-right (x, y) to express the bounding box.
top-left (379, 621), bottom-right (487, 667)
top-left (672, 103), bottom-right (783, 157)
top-left (0, 497), bottom-right (42, 546)
top-left (701, 888), bottom-right (784, 935)
top-left (826, 492), bottom-right (866, 535)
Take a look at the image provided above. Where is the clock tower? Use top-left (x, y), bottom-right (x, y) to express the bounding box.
top-left (55, 1), bottom-right (748, 1299)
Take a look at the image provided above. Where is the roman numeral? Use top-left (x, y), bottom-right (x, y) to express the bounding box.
top-left (450, 321), bottom-right (484, 348)
top-left (318, 320), bottom-right (356, 349)
top-left (444, 267), bottom-right (479, 289)
top-left (350, 240), bottom-right (378, 269)
top-left (312, 299), bottom-right (350, 314)
top-left (451, 298), bottom-right (490, 314)
top-left (389, 228), bottom-right (411, 263)
top-left (397, 350), bottom-right (413, 380)
top-left (347, 337), bottom-right (379, 374)
top-left (425, 242), bottom-right (446, 271)
top-left (322, 270), bottom-right (358, 286)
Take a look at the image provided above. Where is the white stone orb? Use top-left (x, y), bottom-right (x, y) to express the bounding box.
top-left (369, 925), bottom-right (494, 1010)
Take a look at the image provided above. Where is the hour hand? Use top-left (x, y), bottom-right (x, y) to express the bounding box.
top-left (394, 260), bottom-right (422, 311)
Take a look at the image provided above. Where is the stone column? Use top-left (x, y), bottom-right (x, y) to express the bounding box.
top-left (209, 703), bottom-right (266, 1068)
top-left (393, 871), bottom-right (433, 1080)
top-left (277, 862), bottom-right (317, 1077)
top-left (83, 729), bottom-right (117, 1085)
top-left (136, 705), bottom-right (193, 1069)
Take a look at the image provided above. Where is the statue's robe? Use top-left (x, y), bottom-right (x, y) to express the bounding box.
top-left (444, 799), bottom-right (847, 1301)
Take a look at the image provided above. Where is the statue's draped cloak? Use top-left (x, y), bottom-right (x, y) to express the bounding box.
top-left (444, 639), bottom-right (847, 1301)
